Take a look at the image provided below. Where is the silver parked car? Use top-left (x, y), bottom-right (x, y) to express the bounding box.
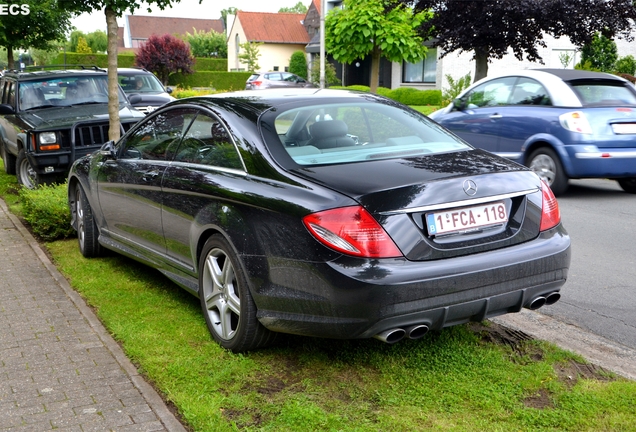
top-left (245, 72), bottom-right (314, 90)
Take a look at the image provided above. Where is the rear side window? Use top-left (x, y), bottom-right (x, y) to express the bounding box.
top-left (509, 78), bottom-right (552, 106)
top-left (569, 80), bottom-right (636, 106)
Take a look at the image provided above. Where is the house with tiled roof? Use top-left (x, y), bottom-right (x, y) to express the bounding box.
top-left (122, 15), bottom-right (224, 49)
top-left (226, 11), bottom-right (309, 72)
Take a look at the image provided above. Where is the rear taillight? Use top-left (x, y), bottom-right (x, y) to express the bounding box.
top-left (559, 111), bottom-right (592, 134)
top-left (539, 181), bottom-right (561, 231)
top-left (303, 206), bottom-right (402, 258)
top-left (251, 80), bottom-right (262, 88)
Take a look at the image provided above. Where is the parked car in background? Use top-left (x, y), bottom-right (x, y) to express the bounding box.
top-left (245, 71), bottom-right (314, 90)
top-left (0, 67), bottom-right (144, 188)
top-left (430, 69), bottom-right (636, 195)
top-left (68, 89), bottom-right (570, 352)
top-left (118, 67), bottom-right (175, 114)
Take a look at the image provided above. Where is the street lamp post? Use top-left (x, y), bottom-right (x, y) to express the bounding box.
top-left (320, 0), bottom-right (326, 89)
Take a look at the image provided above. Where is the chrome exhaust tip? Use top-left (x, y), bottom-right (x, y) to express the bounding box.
top-left (373, 328), bottom-right (406, 344)
top-left (527, 296), bottom-right (547, 310)
top-left (406, 324), bottom-right (430, 340)
top-left (545, 292), bottom-right (561, 305)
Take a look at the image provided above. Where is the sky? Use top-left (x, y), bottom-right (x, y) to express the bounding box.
top-left (70, 0), bottom-right (299, 34)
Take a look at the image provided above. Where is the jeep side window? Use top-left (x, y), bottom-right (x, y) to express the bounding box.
top-left (7, 81), bottom-right (15, 108)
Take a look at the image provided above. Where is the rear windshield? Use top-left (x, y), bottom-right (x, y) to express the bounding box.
top-left (271, 102), bottom-right (469, 166)
top-left (569, 80), bottom-right (636, 106)
top-left (247, 74), bottom-right (260, 82)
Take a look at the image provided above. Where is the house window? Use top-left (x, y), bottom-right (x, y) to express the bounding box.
top-left (403, 48), bottom-right (437, 83)
top-left (273, 66), bottom-right (279, 71)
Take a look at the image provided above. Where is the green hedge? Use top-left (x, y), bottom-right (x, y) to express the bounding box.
top-left (19, 183), bottom-right (74, 241)
top-left (331, 85), bottom-right (442, 106)
top-left (168, 71), bottom-right (252, 91)
top-left (53, 53), bottom-right (227, 72)
top-left (194, 58), bottom-right (227, 71)
top-left (54, 52), bottom-right (136, 68)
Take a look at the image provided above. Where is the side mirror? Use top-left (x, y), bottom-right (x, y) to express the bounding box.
top-left (128, 94), bottom-right (142, 105)
top-left (452, 97), bottom-right (467, 111)
top-left (99, 140), bottom-right (117, 159)
top-left (166, 86), bottom-right (173, 94)
top-left (0, 103), bottom-right (15, 115)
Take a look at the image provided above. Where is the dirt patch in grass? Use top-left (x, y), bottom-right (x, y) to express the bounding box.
top-left (471, 321), bottom-right (618, 410)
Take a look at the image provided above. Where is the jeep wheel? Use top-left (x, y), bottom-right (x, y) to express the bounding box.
top-left (16, 150), bottom-right (58, 189)
top-left (1, 143), bottom-right (16, 175)
top-left (16, 150), bottom-right (37, 189)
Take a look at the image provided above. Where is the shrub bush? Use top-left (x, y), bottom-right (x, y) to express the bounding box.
top-left (19, 184), bottom-right (74, 241)
top-left (194, 58), bottom-right (227, 71)
top-left (615, 55), bottom-right (636, 75)
top-left (289, 51), bottom-right (308, 79)
top-left (168, 71), bottom-right (252, 90)
top-left (327, 85), bottom-right (441, 106)
top-left (54, 52), bottom-right (136, 68)
top-left (388, 87), bottom-right (442, 105)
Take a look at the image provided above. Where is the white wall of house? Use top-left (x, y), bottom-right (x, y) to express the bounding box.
top-left (256, 44), bottom-right (308, 73)
top-left (226, 15), bottom-right (307, 73)
top-left (393, 33), bottom-right (636, 92)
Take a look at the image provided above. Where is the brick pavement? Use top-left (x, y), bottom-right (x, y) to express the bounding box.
top-left (0, 199), bottom-right (187, 432)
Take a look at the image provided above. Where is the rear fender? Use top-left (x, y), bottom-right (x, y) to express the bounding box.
top-left (522, 134), bottom-right (573, 176)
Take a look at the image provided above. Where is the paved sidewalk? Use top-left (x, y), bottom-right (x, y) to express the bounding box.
top-left (0, 199), bottom-right (187, 432)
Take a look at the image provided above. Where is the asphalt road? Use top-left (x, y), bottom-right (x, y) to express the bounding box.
top-left (538, 178), bottom-right (636, 350)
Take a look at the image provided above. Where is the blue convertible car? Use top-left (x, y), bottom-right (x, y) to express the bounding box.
top-left (430, 69), bottom-right (636, 195)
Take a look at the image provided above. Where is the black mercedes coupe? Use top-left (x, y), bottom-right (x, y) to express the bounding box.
top-left (67, 89), bottom-right (571, 352)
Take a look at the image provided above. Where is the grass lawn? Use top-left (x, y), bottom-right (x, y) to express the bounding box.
top-left (1, 160), bottom-right (635, 431)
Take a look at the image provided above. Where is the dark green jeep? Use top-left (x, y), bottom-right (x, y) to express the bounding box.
top-left (0, 68), bottom-right (145, 188)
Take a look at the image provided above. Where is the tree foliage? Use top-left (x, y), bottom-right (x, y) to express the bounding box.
top-left (238, 42), bottom-right (262, 72)
top-left (221, 7), bottom-right (237, 29)
top-left (58, 0), bottom-right (185, 141)
top-left (325, 0), bottom-right (429, 92)
top-left (310, 56), bottom-right (341, 87)
top-left (185, 28), bottom-right (228, 58)
top-left (76, 37), bottom-right (93, 54)
top-left (580, 33), bottom-right (617, 73)
top-left (136, 34), bottom-right (194, 84)
top-left (0, 0), bottom-right (73, 68)
top-left (289, 51), bottom-right (308, 79)
top-left (279, 2), bottom-right (308, 13)
top-left (68, 30), bottom-right (108, 53)
top-left (410, 0), bottom-right (636, 81)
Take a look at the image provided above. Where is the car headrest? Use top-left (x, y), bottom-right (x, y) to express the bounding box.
top-left (309, 120), bottom-right (348, 139)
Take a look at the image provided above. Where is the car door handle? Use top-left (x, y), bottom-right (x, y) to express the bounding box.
top-left (490, 114), bottom-right (503, 119)
top-left (139, 170), bottom-right (160, 182)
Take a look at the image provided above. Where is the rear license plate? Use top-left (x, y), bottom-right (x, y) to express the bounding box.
top-left (612, 123), bottom-right (636, 134)
top-left (426, 201), bottom-right (508, 236)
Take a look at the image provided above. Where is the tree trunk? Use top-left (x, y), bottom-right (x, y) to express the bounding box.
top-left (369, 46), bottom-right (381, 93)
top-left (106, 7), bottom-right (121, 142)
top-left (473, 48), bottom-right (489, 82)
top-left (7, 45), bottom-right (14, 70)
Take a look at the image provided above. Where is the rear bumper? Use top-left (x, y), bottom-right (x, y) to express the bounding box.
top-left (250, 224), bottom-right (571, 339)
top-left (564, 145), bottom-right (636, 178)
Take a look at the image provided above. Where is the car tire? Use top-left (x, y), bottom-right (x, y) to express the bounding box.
top-left (1, 143), bottom-right (16, 175)
top-left (617, 178), bottom-right (636, 194)
top-left (199, 234), bottom-right (276, 352)
top-left (527, 148), bottom-right (568, 196)
top-left (16, 149), bottom-right (59, 188)
top-left (73, 183), bottom-right (102, 258)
